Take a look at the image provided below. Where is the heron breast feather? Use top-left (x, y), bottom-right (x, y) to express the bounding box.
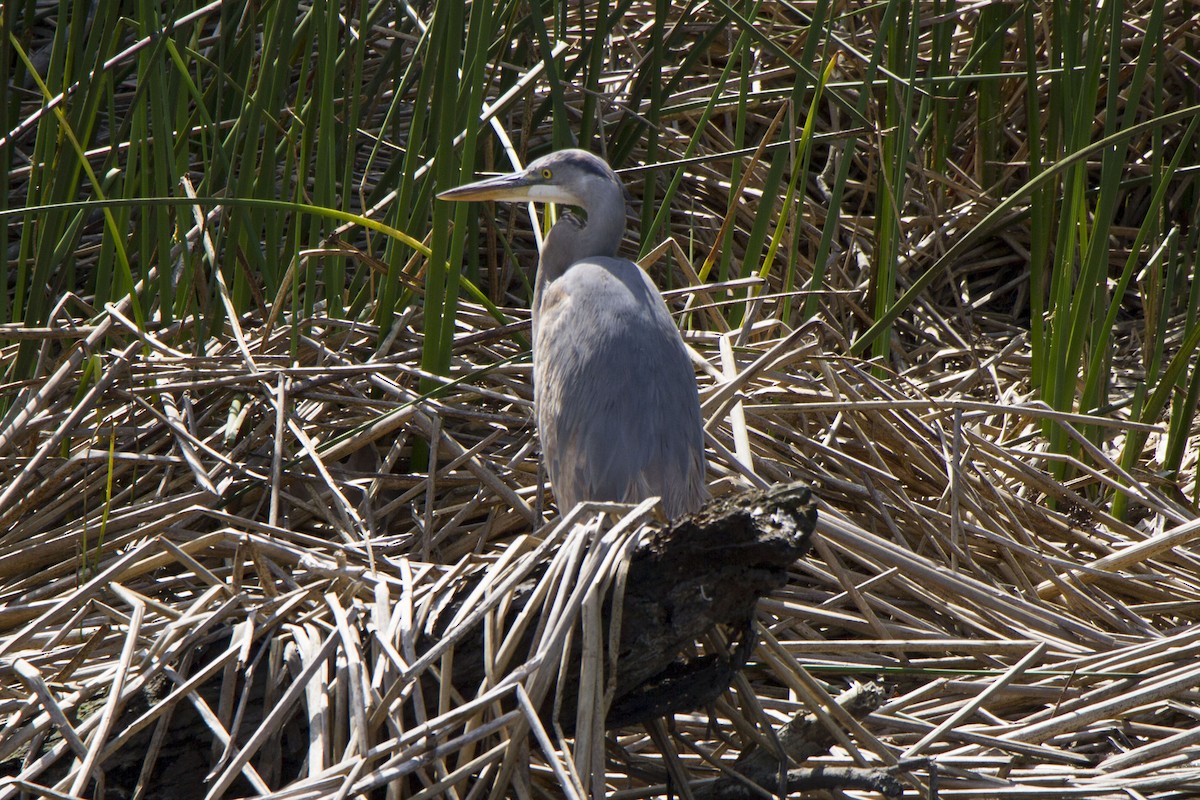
top-left (534, 257), bottom-right (705, 515)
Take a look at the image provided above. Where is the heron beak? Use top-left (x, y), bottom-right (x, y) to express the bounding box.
top-left (438, 170), bottom-right (578, 205)
top-left (437, 171), bottom-right (538, 203)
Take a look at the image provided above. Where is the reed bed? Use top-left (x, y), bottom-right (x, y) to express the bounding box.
top-left (1, 282), bottom-right (1198, 798)
top-left (3, 0), bottom-right (1200, 798)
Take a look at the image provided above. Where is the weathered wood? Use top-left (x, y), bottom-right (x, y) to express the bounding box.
top-left (429, 482), bottom-right (818, 729)
top-left (604, 482), bottom-right (818, 725)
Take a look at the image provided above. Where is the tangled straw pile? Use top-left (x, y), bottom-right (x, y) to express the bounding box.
top-left (3, 3), bottom-right (1199, 795)
top-left (1, 264), bottom-right (1199, 797)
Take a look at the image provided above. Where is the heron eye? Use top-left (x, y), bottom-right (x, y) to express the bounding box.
top-left (540, 168), bottom-right (553, 179)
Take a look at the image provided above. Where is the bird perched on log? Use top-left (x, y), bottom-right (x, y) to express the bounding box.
top-left (439, 149), bottom-right (707, 519)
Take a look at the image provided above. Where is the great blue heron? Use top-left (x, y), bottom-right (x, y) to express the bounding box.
top-left (438, 149), bottom-right (708, 519)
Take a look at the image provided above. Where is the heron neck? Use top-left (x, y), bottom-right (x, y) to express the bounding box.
top-left (542, 182), bottom-right (626, 279)
top-left (533, 182), bottom-right (626, 324)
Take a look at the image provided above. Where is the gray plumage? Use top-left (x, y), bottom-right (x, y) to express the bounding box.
top-left (439, 149), bottom-right (707, 519)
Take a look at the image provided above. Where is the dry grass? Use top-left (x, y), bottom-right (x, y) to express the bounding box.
top-left (4, 1), bottom-right (1200, 799)
top-left (2, 280), bottom-right (1199, 798)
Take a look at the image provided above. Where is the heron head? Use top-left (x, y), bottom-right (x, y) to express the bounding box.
top-left (438, 149), bottom-right (622, 209)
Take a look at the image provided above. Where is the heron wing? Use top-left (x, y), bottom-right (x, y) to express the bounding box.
top-left (534, 258), bottom-right (708, 518)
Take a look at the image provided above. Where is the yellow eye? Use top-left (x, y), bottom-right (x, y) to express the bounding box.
top-left (540, 168), bottom-right (553, 179)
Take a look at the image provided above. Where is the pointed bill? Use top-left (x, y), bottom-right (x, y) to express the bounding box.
top-left (438, 170), bottom-right (576, 205)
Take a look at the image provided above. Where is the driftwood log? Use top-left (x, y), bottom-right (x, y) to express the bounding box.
top-left (609, 481), bottom-right (818, 726)
top-left (427, 482), bottom-right (818, 729)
